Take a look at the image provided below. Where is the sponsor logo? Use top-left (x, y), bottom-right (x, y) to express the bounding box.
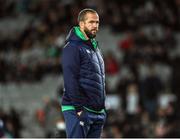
top-left (79, 121), bottom-right (84, 126)
top-left (86, 50), bottom-right (91, 54)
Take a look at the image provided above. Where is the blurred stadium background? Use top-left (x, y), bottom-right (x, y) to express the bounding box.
top-left (0, 0), bottom-right (180, 137)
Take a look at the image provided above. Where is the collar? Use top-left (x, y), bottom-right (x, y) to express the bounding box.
top-left (74, 26), bottom-right (98, 49)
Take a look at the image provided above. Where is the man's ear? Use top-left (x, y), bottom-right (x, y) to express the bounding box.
top-left (79, 21), bottom-right (84, 28)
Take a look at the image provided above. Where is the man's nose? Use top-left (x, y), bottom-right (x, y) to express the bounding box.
top-left (93, 23), bottom-right (98, 29)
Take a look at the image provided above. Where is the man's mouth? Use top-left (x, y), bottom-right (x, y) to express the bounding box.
top-left (92, 30), bottom-right (97, 33)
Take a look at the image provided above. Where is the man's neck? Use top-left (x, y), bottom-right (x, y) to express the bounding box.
top-left (80, 28), bottom-right (89, 40)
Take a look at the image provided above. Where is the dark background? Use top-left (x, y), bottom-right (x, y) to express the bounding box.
top-left (0, 0), bottom-right (180, 137)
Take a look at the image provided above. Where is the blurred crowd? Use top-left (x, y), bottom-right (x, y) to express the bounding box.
top-left (0, 107), bottom-right (22, 137)
top-left (0, 0), bottom-right (180, 138)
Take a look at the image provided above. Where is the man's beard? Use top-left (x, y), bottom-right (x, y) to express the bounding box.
top-left (84, 28), bottom-right (97, 39)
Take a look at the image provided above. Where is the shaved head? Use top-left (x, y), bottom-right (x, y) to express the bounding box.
top-left (78, 8), bottom-right (98, 23)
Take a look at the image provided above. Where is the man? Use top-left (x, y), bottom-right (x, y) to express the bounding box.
top-left (61, 8), bottom-right (106, 138)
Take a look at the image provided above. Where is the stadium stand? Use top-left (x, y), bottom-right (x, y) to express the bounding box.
top-left (0, 0), bottom-right (180, 137)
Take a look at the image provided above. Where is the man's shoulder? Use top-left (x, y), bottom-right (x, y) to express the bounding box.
top-left (63, 41), bottom-right (83, 49)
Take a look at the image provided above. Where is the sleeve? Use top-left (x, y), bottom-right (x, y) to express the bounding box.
top-left (62, 44), bottom-right (83, 110)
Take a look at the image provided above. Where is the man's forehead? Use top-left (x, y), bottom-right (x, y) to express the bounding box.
top-left (85, 13), bottom-right (99, 20)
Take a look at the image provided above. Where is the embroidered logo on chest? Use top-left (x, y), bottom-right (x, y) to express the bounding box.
top-left (86, 49), bottom-right (91, 54)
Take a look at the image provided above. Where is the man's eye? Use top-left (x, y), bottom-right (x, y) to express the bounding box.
top-left (89, 21), bottom-right (99, 24)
